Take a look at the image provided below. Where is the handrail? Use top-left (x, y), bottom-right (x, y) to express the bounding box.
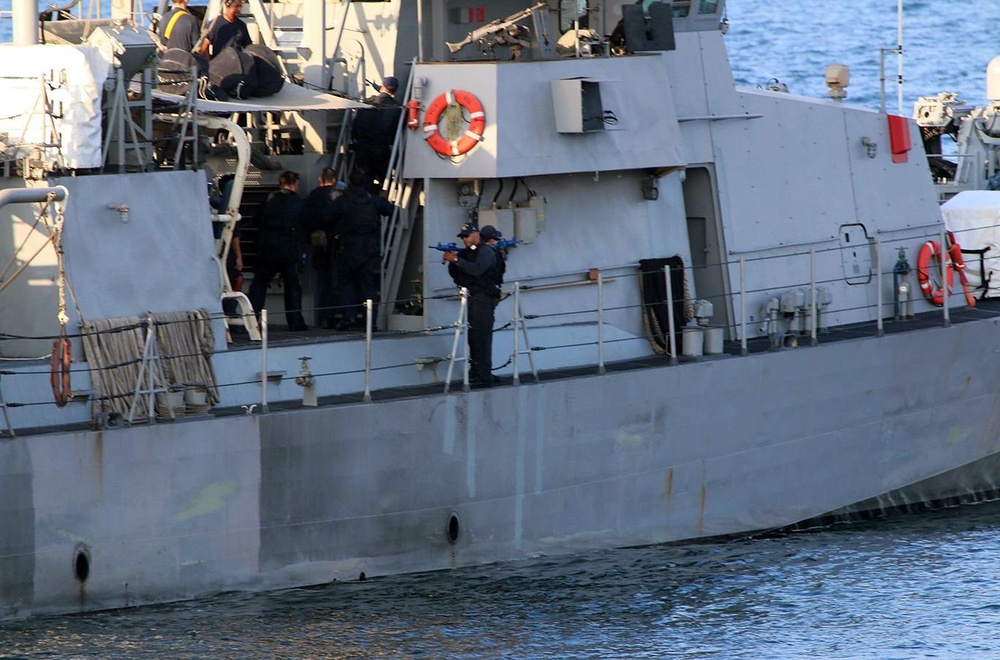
top-left (443, 288), bottom-right (469, 393)
top-left (4, 221), bottom-right (995, 418)
top-left (378, 57), bottom-right (419, 328)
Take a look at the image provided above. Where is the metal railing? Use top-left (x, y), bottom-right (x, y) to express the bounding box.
top-left (3, 221), bottom-right (1000, 434)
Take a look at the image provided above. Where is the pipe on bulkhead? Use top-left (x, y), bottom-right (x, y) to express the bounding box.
top-left (0, 186), bottom-right (68, 208)
top-left (295, 356), bottom-right (317, 407)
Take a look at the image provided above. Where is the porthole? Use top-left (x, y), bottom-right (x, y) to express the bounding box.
top-left (447, 512), bottom-right (460, 544)
top-left (73, 544), bottom-right (91, 583)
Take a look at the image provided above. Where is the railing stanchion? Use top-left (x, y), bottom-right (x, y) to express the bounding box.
top-left (876, 237), bottom-right (884, 337)
top-left (260, 308), bottom-right (269, 413)
top-left (363, 299), bottom-right (373, 403)
top-left (512, 282), bottom-right (521, 385)
top-left (941, 227), bottom-right (951, 327)
top-left (444, 288), bottom-right (468, 394)
top-left (664, 264), bottom-right (678, 366)
top-left (740, 257), bottom-right (748, 356)
top-left (810, 247), bottom-right (818, 346)
top-left (597, 271), bottom-right (606, 374)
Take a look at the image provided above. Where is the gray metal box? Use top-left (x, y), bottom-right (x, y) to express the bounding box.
top-left (86, 25), bottom-right (156, 80)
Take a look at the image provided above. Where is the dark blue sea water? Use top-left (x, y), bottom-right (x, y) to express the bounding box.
top-left (3, 502), bottom-right (1000, 658)
top-left (3, 1), bottom-right (1000, 657)
top-left (727, 0), bottom-right (998, 113)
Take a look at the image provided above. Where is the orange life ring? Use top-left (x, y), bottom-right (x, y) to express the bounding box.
top-left (422, 89), bottom-right (485, 157)
top-left (50, 335), bottom-right (72, 408)
top-left (916, 239), bottom-right (954, 306)
top-left (947, 231), bottom-right (976, 307)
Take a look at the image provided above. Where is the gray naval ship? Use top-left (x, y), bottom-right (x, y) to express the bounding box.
top-left (3, 0), bottom-right (1000, 619)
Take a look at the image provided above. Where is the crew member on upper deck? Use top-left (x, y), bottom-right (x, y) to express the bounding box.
top-left (157, 0), bottom-right (201, 52)
top-left (352, 76), bottom-right (402, 192)
top-left (195, 0), bottom-right (251, 59)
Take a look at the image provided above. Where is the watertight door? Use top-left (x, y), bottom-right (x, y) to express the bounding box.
top-left (839, 223), bottom-right (873, 285)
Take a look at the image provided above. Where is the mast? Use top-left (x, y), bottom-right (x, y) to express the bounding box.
top-left (897, 0), bottom-right (904, 114)
top-left (13, 0), bottom-right (39, 45)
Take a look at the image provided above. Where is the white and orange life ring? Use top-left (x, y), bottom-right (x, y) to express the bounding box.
top-left (422, 89), bottom-right (485, 158)
top-left (916, 238), bottom-right (955, 306)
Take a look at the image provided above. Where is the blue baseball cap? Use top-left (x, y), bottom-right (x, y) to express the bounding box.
top-left (480, 225), bottom-right (502, 241)
top-left (457, 222), bottom-right (479, 237)
top-left (382, 76), bottom-right (399, 92)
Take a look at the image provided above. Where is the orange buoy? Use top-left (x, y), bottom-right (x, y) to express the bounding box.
top-left (916, 239), bottom-right (955, 306)
top-left (946, 231), bottom-right (976, 307)
top-left (422, 89), bottom-right (486, 158)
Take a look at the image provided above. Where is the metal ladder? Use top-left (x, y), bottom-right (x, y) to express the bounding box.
top-left (378, 64), bottom-right (420, 328)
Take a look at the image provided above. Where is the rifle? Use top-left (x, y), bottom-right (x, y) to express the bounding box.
top-left (493, 237), bottom-right (520, 251)
top-left (430, 242), bottom-right (462, 252)
top-left (447, 2), bottom-right (548, 54)
top-left (431, 239), bottom-right (519, 252)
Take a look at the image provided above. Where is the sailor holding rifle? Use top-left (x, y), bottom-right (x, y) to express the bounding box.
top-left (443, 223), bottom-right (499, 387)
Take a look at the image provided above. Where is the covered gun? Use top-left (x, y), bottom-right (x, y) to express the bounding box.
top-left (446, 2), bottom-right (548, 54)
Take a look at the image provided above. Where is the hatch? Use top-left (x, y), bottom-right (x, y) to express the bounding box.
top-left (838, 223), bottom-right (873, 284)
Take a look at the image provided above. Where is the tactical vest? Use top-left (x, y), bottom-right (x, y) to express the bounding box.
top-left (341, 191), bottom-right (380, 236)
top-left (486, 246), bottom-right (506, 290)
top-left (257, 191), bottom-right (303, 255)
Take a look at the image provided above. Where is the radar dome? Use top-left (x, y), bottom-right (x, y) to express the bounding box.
top-left (987, 56), bottom-right (1000, 101)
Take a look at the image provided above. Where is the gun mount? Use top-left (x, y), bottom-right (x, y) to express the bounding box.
top-left (446, 2), bottom-right (552, 60)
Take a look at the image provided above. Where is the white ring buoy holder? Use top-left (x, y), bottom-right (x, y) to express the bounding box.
top-left (422, 89), bottom-right (486, 158)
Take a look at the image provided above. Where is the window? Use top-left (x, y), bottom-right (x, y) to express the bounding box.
top-left (698, 0), bottom-right (719, 14)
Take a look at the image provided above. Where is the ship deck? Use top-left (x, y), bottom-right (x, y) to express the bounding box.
top-left (6, 298), bottom-right (995, 438)
top-left (214, 297), bottom-right (1000, 416)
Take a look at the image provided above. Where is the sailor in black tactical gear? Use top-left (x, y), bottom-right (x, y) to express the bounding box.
top-left (352, 76), bottom-right (402, 192)
top-left (443, 223), bottom-right (498, 387)
top-left (248, 170), bottom-right (309, 331)
top-left (326, 169), bottom-right (395, 330)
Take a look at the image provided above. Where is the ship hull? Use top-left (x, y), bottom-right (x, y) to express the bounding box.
top-left (5, 317), bottom-right (1000, 619)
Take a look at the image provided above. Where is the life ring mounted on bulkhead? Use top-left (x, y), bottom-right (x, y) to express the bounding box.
top-left (916, 232), bottom-right (976, 307)
top-left (422, 89), bottom-right (486, 158)
top-left (917, 231), bottom-right (976, 307)
top-left (916, 239), bottom-right (953, 306)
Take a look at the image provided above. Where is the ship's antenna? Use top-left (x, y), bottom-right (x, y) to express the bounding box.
top-left (897, 0), bottom-right (904, 114)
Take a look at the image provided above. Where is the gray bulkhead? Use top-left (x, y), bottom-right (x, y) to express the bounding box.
top-left (0, 172), bottom-right (224, 359)
top-left (407, 53), bottom-right (691, 336)
top-left (663, 27), bottom-right (946, 334)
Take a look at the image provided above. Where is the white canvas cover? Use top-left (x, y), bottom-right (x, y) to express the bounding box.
top-left (940, 190), bottom-right (1000, 298)
top-left (0, 45), bottom-right (109, 169)
top-left (152, 83), bottom-right (370, 113)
